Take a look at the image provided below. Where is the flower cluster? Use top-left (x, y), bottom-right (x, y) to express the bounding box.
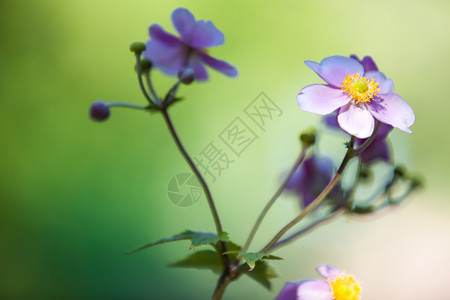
top-left (89, 7), bottom-right (420, 300)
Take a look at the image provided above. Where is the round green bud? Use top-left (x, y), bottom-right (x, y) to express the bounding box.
top-left (140, 59), bottom-right (152, 72)
top-left (300, 130), bottom-right (316, 146)
top-left (129, 42), bottom-right (146, 54)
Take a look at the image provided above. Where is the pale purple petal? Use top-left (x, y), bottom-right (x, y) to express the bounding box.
top-left (297, 85), bottom-right (350, 115)
top-left (338, 103), bottom-right (375, 138)
top-left (316, 264), bottom-right (341, 279)
top-left (368, 93), bottom-right (415, 133)
top-left (189, 20), bottom-right (224, 48)
top-left (198, 52), bottom-right (238, 77)
top-left (144, 41), bottom-right (186, 76)
top-left (187, 53), bottom-right (209, 81)
top-left (305, 56), bottom-right (364, 87)
top-left (364, 71), bottom-right (394, 95)
top-left (171, 8), bottom-right (196, 42)
top-left (276, 282), bottom-right (301, 300)
top-left (148, 24), bottom-right (182, 47)
top-left (297, 280), bottom-right (332, 300)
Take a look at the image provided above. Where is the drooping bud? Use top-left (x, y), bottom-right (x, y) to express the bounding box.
top-left (90, 100), bottom-right (110, 121)
top-left (178, 67), bottom-right (195, 84)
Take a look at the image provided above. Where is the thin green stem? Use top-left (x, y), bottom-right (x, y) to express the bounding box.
top-left (107, 101), bottom-right (147, 110)
top-left (241, 145), bottom-right (310, 252)
top-left (144, 71), bottom-right (160, 104)
top-left (135, 53), bottom-right (154, 104)
top-left (161, 109), bottom-right (223, 234)
top-left (268, 209), bottom-right (342, 252)
top-left (161, 109), bottom-right (230, 272)
top-left (260, 146), bottom-right (354, 253)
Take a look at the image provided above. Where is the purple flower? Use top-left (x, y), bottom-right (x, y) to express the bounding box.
top-left (297, 55), bottom-right (415, 138)
top-left (143, 8), bottom-right (238, 81)
top-left (276, 264), bottom-right (362, 300)
top-left (285, 156), bottom-right (339, 207)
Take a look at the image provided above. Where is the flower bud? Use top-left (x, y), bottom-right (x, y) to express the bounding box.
top-left (300, 129), bottom-right (317, 146)
top-left (90, 100), bottom-right (110, 121)
top-left (140, 59), bottom-right (152, 72)
top-left (178, 67), bottom-right (195, 84)
top-left (129, 42), bottom-right (146, 54)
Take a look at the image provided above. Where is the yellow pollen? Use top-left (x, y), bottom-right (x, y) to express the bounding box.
top-left (341, 73), bottom-right (380, 104)
top-left (328, 272), bottom-right (362, 300)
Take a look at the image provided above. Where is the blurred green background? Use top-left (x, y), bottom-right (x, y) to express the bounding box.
top-left (1, 0), bottom-right (450, 299)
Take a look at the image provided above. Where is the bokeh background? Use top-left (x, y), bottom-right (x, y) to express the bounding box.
top-left (1, 0), bottom-right (450, 299)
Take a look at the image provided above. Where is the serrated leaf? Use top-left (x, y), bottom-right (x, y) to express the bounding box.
top-left (186, 231), bottom-right (230, 249)
top-left (224, 251), bottom-right (282, 270)
top-left (127, 230), bottom-right (230, 254)
top-left (169, 250), bottom-right (222, 274)
top-left (245, 261), bottom-right (278, 290)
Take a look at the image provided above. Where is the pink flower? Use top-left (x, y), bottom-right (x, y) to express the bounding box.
top-left (276, 264), bottom-right (362, 300)
top-left (297, 55), bottom-right (415, 138)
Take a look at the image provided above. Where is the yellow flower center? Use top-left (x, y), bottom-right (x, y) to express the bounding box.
top-left (341, 73), bottom-right (380, 104)
top-left (328, 272), bottom-right (362, 300)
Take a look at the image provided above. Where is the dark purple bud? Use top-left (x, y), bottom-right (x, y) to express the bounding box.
top-left (90, 100), bottom-right (110, 121)
top-left (178, 67), bottom-right (195, 84)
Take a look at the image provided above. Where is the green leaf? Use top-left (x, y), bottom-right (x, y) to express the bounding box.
top-left (169, 250), bottom-right (222, 273)
top-left (245, 261), bottom-right (278, 290)
top-left (127, 230), bottom-right (230, 254)
top-left (224, 251), bottom-right (282, 270)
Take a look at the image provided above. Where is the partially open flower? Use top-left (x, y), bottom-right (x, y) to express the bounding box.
top-left (285, 156), bottom-right (341, 208)
top-left (276, 264), bottom-right (362, 300)
top-left (297, 55), bottom-right (415, 138)
top-left (143, 8), bottom-right (238, 81)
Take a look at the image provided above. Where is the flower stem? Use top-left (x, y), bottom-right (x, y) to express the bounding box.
top-left (241, 145), bottom-right (310, 252)
top-left (268, 209), bottom-right (342, 252)
top-left (107, 101), bottom-right (148, 110)
top-left (144, 71), bottom-right (160, 104)
top-left (161, 109), bottom-right (224, 235)
top-left (353, 121), bottom-right (381, 156)
top-left (161, 108), bottom-right (230, 272)
top-left (134, 53), bottom-right (154, 104)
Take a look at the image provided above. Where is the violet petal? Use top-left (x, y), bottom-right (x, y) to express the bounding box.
top-left (189, 20), bottom-right (224, 49)
top-left (187, 53), bottom-right (209, 80)
top-left (297, 279), bottom-right (332, 300)
top-left (198, 52), bottom-right (238, 77)
top-left (316, 264), bottom-right (341, 279)
top-left (171, 8), bottom-right (196, 42)
top-left (305, 56), bottom-right (364, 88)
top-left (276, 282), bottom-right (301, 300)
top-left (337, 103), bottom-right (375, 138)
top-left (368, 93), bottom-right (415, 133)
top-left (297, 84), bottom-right (350, 115)
top-left (364, 71), bottom-right (394, 95)
top-left (148, 24), bottom-right (182, 47)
